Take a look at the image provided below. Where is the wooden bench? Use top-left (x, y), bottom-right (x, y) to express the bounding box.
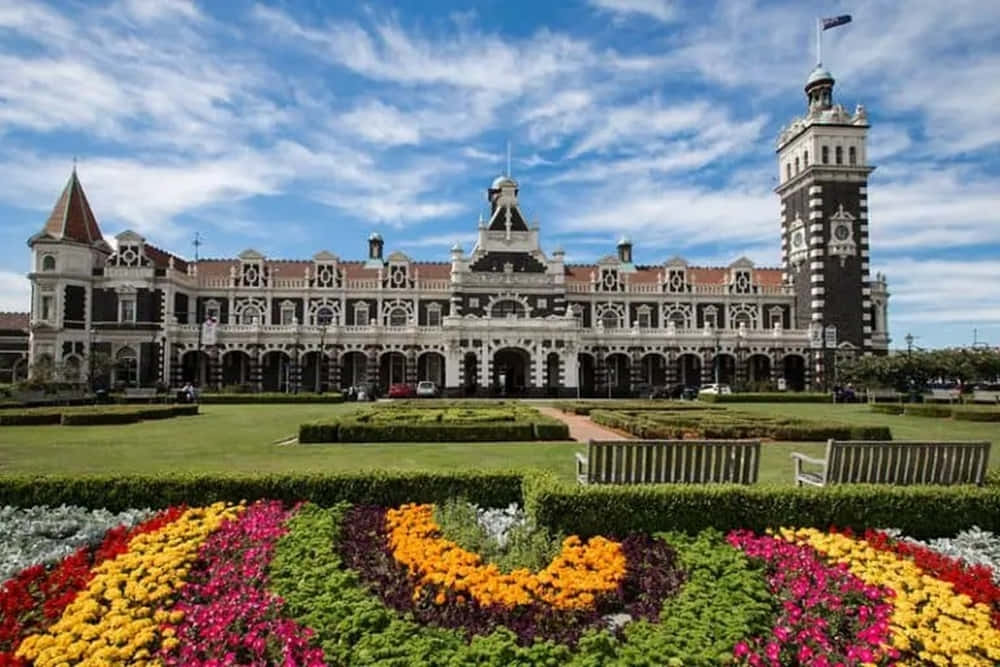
top-left (122, 387), bottom-right (159, 402)
top-left (923, 388), bottom-right (960, 403)
top-left (576, 439), bottom-right (760, 485)
top-left (866, 388), bottom-right (901, 403)
top-left (972, 390), bottom-right (1000, 404)
top-left (792, 440), bottom-right (991, 487)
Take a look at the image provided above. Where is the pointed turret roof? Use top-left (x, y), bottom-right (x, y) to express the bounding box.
top-left (30, 168), bottom-right (109, 249)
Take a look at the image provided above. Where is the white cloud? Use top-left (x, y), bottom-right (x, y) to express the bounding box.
top-left (587, 0), bottom-right (676, 23)
top-left (0, 270), bottom-right (29, 312)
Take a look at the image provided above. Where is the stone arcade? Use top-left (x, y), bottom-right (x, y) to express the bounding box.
top-left (22, 65), bottom-right (890, 397)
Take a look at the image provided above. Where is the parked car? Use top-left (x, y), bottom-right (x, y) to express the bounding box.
top-left (416, 381), bottom-right (438, 398)
top-left (681, 385), bottom-right (700, 400)
top-left (699, 383), bottom-right (732, 395)
top-left (388, 383), bottom-right (416, 399)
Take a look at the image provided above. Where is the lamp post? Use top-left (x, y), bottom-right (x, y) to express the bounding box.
top-left (713, 329), bottom-right (721, 386)
top-left (316, 324), bottom-right (329, 393)
top-left (905, 332), bottom-right (914, 356)
top-left (87, 326), bottom-right (95, 392)
top-left (736, 326), bottom-right (746, 391)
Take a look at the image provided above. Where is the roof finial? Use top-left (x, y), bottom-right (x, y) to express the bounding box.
top-left (506, 140), bottom-right (511, 178)
top-left (193, 231), bottom-right (203, 263)
top-left (72, 155), bottom-right (78, 174)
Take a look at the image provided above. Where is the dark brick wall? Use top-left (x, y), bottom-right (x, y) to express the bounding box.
top-left (469, 252), bottom-right (545, 273)
top-left (174, 293), bottom-right (189, 324)
top-left (92, 288), bottom-right (117, 323)
top-left (137, 289), bottom-right (161, 323)
top-left (819, 180), bottom-right (865, 348)
top-left (781, 185), bottom-right (813, 329)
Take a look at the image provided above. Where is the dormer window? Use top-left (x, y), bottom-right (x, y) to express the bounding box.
top-left (599, 268), bottom-right (621, 292)
top-left (41, 255), bottom-right (56, 272)
top-left (665, 268), bottom-right (688, 293)
top-left (731, 270), bottom-right (752, 294)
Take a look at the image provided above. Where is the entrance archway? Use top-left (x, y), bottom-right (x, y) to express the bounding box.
top-left (748, 354), bottom-right (772, 389)
top-left (181, 350), bottom-right (210, 386)
top-left (640, 353), bottom-right (666, 386)
top-left (577, 353), bottom-right (595, 397)
top-left (605, 352), bottom-right (630, 395)
top-left (783, 354), bottom-right (806, 391)
top-left (463, 352), bottom-right (478, 395)
top-left (493, 348), bottom-right (529, 395)
top-left (417, 352), bottom-right (445, 388)
top-left (262, 350), bottom-right (291, 392)
top-left (379, 351), bottom-right (406, 392)
top-left (677, 353), bottom-right (701, 387)
top-left (301, 350), bottom-right (328, 393)
top-left (545, 352), bottom-right (560, 395)
top-left (712, 353), bottom-right (736, 385)
top-left (222, 350), bottom-right (251, 387)
top-left (341, 351), bottom-right (367, 389)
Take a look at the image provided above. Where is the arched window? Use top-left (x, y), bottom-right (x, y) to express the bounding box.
top-left (803, 150), bottom-right (809, 165)
top-left (491, 300), bottom-right (526, 319)
top-left (786, 163), bottom-right (791, 180)
top-left (63, 356), bottom-right (81, 382)
top-left (821, 146), bottom-right (830, 164)
top-left (600, 310), bottom-right (621, 329)
top-left (41, 255), bottom-right (56, 271)
top-left (241, 305), bottom-right (261, 325)
top-left (794, 157), bottom-right (800, 174)
top-left (835, 146), bottom-right (843, 165)
top-left (115, 347), bottom-right (138, 388)
top-left (667, 310), bottom-right (687, 329)
top-left (388, 308), bottom-right (408, 327)
top-left (848, 146), bottom-right (857, 165)
top-left (316, 306), bottom-right (336, 326)
top-left (733, 312), bottom-right (753, 329)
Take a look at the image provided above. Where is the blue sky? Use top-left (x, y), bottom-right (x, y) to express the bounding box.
top-left (0, 0), bottom-right (998, 349)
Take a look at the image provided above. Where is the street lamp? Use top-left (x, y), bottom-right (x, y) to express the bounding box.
top-left (316, 324), bottom-right (329, 393)
top-left (904, 332), bottom-right (914, 356)
top-left (713, 329), bottom-right (721, 386)
top-left (87, 326), bottom-right (95, 392)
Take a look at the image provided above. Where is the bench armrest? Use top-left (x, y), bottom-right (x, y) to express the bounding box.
top-left (790, 452), bottom-right (826, 466)
top-left (575, 452), bottom-right (588, 484)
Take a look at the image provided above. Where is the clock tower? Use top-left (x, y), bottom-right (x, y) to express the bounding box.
top-left (776, 64), bottom-right (885, 385)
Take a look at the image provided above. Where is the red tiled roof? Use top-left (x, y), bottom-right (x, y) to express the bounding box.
top-left (38, 170), bottom-right (106, 247)
top-left (756, 268), bottom-right (783, 286)
top-left (412, 262), bottom-right (451, 279)
top-left (144, 244), bottom-right (189, 272)
top-left (564, 263), bottom-right (784, 287)
top-left (0, 312), bottom-right (29, 331)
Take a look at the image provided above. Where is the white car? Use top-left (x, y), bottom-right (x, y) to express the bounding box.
top-left (699, 383), bottom-right (733, 395)
top-left (416, 381), bottom-right (438, 398)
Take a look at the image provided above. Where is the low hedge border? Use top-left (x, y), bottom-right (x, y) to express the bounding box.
top-left (871, 403), bottom-right (1000, 421)
top-left (903, 404), bottom-right (955, 418)
top-left (698, 392), bottom-right (831, 403)
top-left (0, 404), bottom-right (199, 426)
top-left (521, 471), bottom-right (1000, 540)
top-left (552, 401), bottom-right (726, 415)
top-left (0, 471), bottom-right (523, 512)
top-left (869, 404), bottom-right (904, 415)
top-left (198, 392), bottom-right (343, 404)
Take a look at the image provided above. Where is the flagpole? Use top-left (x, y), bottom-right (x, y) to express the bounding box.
top-left (816, 18), bottom-right (822, 65)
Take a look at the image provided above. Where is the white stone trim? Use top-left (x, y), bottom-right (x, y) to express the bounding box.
top-left (809, 235), bottom-right (824, 245)
top-left (863, 312), bottom-right (872, 321)
top-left (859, 199), bottom-right (868, 207)
top-left (809, 210), bottom-right (824, 220)
top-left (812, 312), bottom-right (824, 321)
top-left (862, 287), bottom-right (871, 295)
top-left (810, 287), bottom-right (825, 296)
top-left (859, 186), bottom-right (867, 194)
top-left (860, 224), bottom-right (869, 233)
top-left (863, 326), bottom-right (872, 334)
top-left (860, 249), bottom-right (870, 258)
top-left (809, 186), bottom-right (823, 195)
top-left (861, 262), bottom-right (869, 271)
top-left (809, 249), bottom-right (824, 258)
top-left (810, 261), bottom-right (824, 270)
top-left (809, 198), bottom-right (823, 208)
top-left (809, 224), bottom-right (824, 233)
top-left (810, 299), bottom-right (824, 308)
top-left (860, 211), bottom-right (868, 219)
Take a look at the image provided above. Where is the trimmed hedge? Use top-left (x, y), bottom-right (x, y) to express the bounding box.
top-left (553, 401), bottom-right (725, 416)
top-left (198, 392), bottom-right (343, 404)
top-left (590, 409), bottom-right (892, 441)
top-left (300, 404), bottom-right (569, 443)
top-left (869, 404), bottom-right (904, 415)
top-left (0, 471), bottom-right (523, 512)
top-left (953, 407), bottom-right (1000, 422)
top-left (521, 471), bottom-right (1000, 540)
top-left (0, 404), bottom-right (199, 426)
top-left (903, 404), bottom-right (955, 418)
top-left (698, 392), bottom-right (831, 403)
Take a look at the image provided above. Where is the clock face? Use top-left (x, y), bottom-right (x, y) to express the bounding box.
top-left (791, 230), bottom-right (805, 248)
top-left (834, 224), bottom-right (851, 241)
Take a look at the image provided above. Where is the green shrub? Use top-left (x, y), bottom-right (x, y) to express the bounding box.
top-left (0, 410), bottom-right (64, 426)
top-left (553, 401), bottom-right (724, 415)
top-left (952, 407), bottom-right (1000, 422)
top-left (198, 392), bottom-right (343, 404)
top-left (0, 471), bottom-right (523, 511)
top-left (698, 392), bottom-right (831, 403)
top-left (61, 410), bottom-right (140, 425)
top-left (521, 471), bottom-right (1000, 539)
top-left (299, 420), bottom-right (340, 443)
top-left (531, 419), bottom-right (570, 440)
top-left (337, 420), bottom-right (535, 443)
top-left (869, 404), bottom-right (904, 415)
top-left (903, 404), bottom-right (954, 418)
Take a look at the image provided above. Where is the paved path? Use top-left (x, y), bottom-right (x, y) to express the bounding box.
top-left (536, 406), bottom-right (628, 442)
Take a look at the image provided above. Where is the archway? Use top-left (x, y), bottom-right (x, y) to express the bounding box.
top-left (181, 350), bottom-right (210, 386)
top-left (545, 352), bottom-right (560, 395)
top-left (301, 350), bottom-right (329, 393)
top-left (748, 354), bottom-right (772, 389)
top-left (640, 353), bottom-right (666, 387)
top-left (341, 351), bottom-right (367, 389)
top-left (493, 348), bottom-right (529, 395)
top-left (261, 350), bottom-right (291, 392)
top-left (677, 353), bottom-right (701, 387)
top-left (783, 354), bottom-right (806, 391)
top-left (113, 347), bottom-right (138, 388)
top-left (417, 352), bottom-right (446, 388)
top-left (222, 350), bottom-right (251, 387)
top-left (62, 355), bottom-right (82, 383)
top-left (712, 353), bottom-right (736, 385)
top-left (379, 351), bottom-right (407, 392)
top-left (577, 353), bottom-right (595, 397)
top-left (605, 352), bottom-right (630, 395)
top-left (463, 352), bottom-right (479, 395)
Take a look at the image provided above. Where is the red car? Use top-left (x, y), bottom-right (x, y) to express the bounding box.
top-left (388, 383), bottom-right (416, 398)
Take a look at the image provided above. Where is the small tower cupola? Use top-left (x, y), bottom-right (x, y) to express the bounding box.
top-left (367, 232), bottom-right (383, 261)
top-left (805, 65), bottom-right (835, 113)
top-left (616, 235), bottom-right (633, 264)
top-left (487, 175), bottom-right (519, 212)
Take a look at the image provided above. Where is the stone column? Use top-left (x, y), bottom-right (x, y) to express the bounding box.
top-left (208, 349), bottom-right (222, 390)
top-left (366, 346), bottom-right (379, 388)
top-left (701, 350), bottom-right (714, 386)
top-left (629, 348), bottom-right (643, 390)
top-left (405, 347), bottom-right (418, 385)
top-left (328, 348), bottom-right (340, 391)
top-left (665, 349), bottom-right (678, 386)
top-left (249, 347), bottom-right (262, 392)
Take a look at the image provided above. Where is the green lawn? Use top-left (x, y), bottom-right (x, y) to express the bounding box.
top-left (0, 402), bottom-right (996, 484)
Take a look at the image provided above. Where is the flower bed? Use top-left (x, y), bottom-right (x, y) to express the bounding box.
top-left (5, 501), bottom-right (1000, 664)
top-left (299, 405), bottom-right (569, 442)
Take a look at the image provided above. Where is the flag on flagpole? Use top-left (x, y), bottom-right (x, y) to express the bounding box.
top-left (821, 15), bottom-right (852, 30)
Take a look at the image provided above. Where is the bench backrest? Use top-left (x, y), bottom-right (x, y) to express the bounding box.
top-left (925, 388), bottom-right (960, 401)
top-left (586, 439), bottom-right (760, 484)
top-left (972, 390), bottom-right (1000, 403)
top-left (124, 388), bottom-right (157, 397)
top-left (825, 440), bottom-right (991, 485)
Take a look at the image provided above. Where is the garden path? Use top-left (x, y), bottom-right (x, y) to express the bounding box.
top-left (535, 406), bottom-right (629, 442)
